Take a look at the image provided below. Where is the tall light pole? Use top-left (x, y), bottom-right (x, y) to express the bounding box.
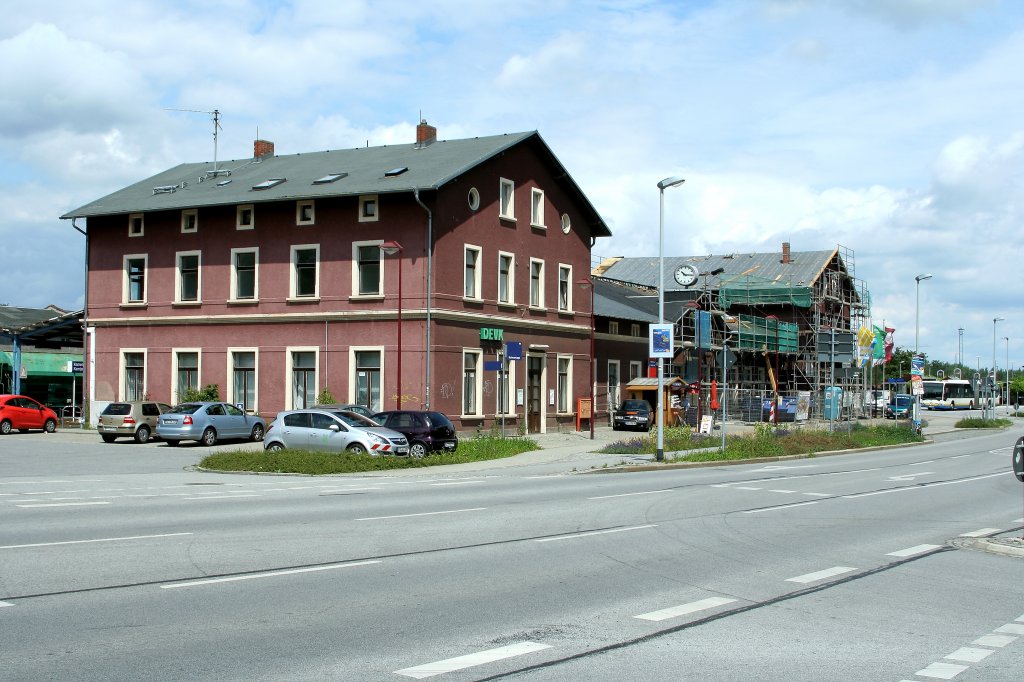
top-left (656, 176), bottom-right (685, 462)
top-left (992, 317), bottom-right (1004, 418)
top-left (380, 241), bottom-right (404, 409)
top-left (1004, 336), bottom-right (1010, 408)
top-left (577, 278), bottom-right (596, 440)
top-left (913, 274), bottom-right (932, 426)
top-left (958, 326), bottom-right (964, 368)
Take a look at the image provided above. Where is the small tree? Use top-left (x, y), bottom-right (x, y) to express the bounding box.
top-left (180, 383), bottom-right (221, 402)
top-left (316, 387), bottom-right (336, 405)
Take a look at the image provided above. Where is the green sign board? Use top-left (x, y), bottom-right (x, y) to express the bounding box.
top-left (480, 327), bottom-right (504, 341)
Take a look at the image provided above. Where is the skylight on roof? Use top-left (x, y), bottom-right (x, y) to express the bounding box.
top-left (313, 172), bottom-right (348, 184)
top-left (252, 178), bottom-right (286, 190)
top-left (217, 179), bottom-right (232, 187)
top-left (384, 167), bottom-right (409, 177)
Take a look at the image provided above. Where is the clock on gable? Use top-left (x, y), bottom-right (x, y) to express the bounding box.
top-left (673, 264), bottom-right (699, 287)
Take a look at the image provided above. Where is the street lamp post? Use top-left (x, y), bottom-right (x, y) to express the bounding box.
top-left (913, 273), bottom-right (932, 426)
top-left (577, 278), bottom-right (596, 440)
top-left (991, 317), bottom-right (1004, 419)
top-left (380, 241), bottom-right (404, 409)
top-left (1004, 336), bottom-right (1010, 409)
top-left (656, 176), bottom-right (685, 462)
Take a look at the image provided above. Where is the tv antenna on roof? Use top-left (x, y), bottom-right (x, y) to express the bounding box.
top-left (165, 108), bottom-right (228, 177)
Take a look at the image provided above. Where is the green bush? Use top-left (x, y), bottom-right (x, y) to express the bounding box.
top-left (955, 417), bottom-right (1012, 429)
top-left (316, 387), bottom-right (336, 405)
top-left (180, 383), bottom-right (220, 403)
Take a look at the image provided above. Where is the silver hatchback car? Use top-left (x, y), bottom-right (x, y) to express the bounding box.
top-left (264, 409), bottom-right (409, 455)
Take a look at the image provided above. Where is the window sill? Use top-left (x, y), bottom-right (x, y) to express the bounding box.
top-left (531, 223), bottom-right (547, 231)
top-left (236, 225), bottom-right (254, 231)
top-left (496, 302), bottom-right (517, 310)
top-left (349, 294), bottom-right (385, 302)
top-left (287, 296), bottom-right (320, 304)
top-left (172, 301), bottom-right (202, 307)
top-left (499, 214), bottom-right (516, 223)
top-left (227, 298), bottom-right (260, 305)
top-left (459, 414), bottom-right (485, 421)
top-left (462, 296), bottom-right (484, 304)
top-left (528, 305), bottom-right (547, 312)
top-left (119, 302), bottom-right (148, 309)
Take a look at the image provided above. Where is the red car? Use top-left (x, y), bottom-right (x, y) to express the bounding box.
top-left (0, 394), bottom-right (59, 434)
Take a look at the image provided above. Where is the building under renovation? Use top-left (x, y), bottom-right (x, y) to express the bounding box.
top-left (595, 243), bottom-right (871, 423)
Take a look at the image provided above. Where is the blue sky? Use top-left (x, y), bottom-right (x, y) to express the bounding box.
top-left (2, 0), bottom-right (1021, 372)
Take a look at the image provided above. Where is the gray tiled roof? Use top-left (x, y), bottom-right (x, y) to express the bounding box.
top-left (62, 131), bottom-right (611, 237)
top-left (594, 278), bottom-right (659, 323)
top-left (598, 250), bottom-right (842, 291)
top-left (0, 306), bottom-right (66, 334)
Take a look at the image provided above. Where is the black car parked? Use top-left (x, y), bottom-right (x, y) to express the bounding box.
top-left (612, 399), bottom-right (655, 431)
top-left (371, 410), bottom-right (458, 458)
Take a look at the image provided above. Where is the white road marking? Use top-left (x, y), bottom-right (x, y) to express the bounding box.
top-left (0, 480), bottom-right (103, 485)
top-left (951, 455), bottom-right (971, 459)
top-left (886, 544), bottom-right (941, 558)
top-left (183, 494), bottom-right (260, 500)
top-left (160, 559), bottom-right (380, 589)
top-left (803, 492), bottom-right (830, 497)
top-left (588, 489), bottom-right (671, 500)
top-left (744, 501), bottom-right (819, 513)
top-left (909, 460), bottom-right (934, 466)
top-left (0, 601), bottom-right (13, 607)
top-left (634, 596), bottom-right (737, 622)
top-left (972, 634), bottom-right (1016, 648)
top-left (750, 465), bottom-right (816, 472)
top-left (844, 472), bottom-right (1009, 498)
top-left (736, 486), bottom-right (762, 491)
top-left (785, 566), bottom-right (855, 584)
top-left (356, 507), bottom-right (486, 521)
top-left (915, 661), bottom-right (969, 679)
top-left (0, 532), bottom-right (192, 550)
top-left (536, 525), bottom-right (657, 543)
top-left (1015, 518), bottom-right (1024, 523)
top-left (429, 480), bottom-right (483, 486)
top-left (394, 642), bottom-right (552, 679)
top-left (960, 528), bottom-right (1002, 537)
top-left (768, 489), bottom-right (797, 494)
top-left (995, 623), bottom-right (1024, 635)
top-left (1017, 613), bottom-right (1024, 622)
top-left (15, 501), bottom-right (110, 508)
top-left (944, 647), bottom-right (994, 663)
top-left (886, 472), bottom-right (934, 481)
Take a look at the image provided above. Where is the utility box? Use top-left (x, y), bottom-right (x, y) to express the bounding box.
top-left (824, 386), bottom-right (842, 420)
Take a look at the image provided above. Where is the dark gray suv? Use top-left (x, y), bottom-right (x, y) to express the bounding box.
top-left (371, 410), bottom-right (458, 458)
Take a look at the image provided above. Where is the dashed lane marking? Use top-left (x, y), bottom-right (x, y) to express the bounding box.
top-left (587, 489), bottom-right (672, 500)
top-left (914, 661), bottom-right (969, 679)
top-left (394, 642), bottom-right (552, 679)
top-left (535, 525), bottom-right (657, 543)
top-left (160, 559), bottom-right (381, 589)
top-left (944, 647), bottom-right (994, 663)
top-left (14, 501), bottom-right (110, 508)
top-left (634, 597), bottom-right (738, 622)
top-left (0, 532), bottom-right (192, 550)
top-left (785, 566), bottom-right (856, 584)
top-left (356, 507), bottom-right (486, 521)
top-left (972, 634), bottom-right (1016, 648)
top-left (744, 501), bottom-right (820, 513)
top-left (886, 544), bottom-right (941, 558)
top-left (959, 528), bottom-right (1002, 537)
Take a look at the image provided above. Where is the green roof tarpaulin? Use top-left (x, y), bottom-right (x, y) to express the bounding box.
top-left (0, 351), bottom-right (82, 377)
top-left (720, 276), bottom-right (814, 308)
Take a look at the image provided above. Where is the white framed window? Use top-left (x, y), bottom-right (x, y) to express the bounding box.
top-left (556, 355), bottom-right (572, 413)
top-left (286, 347), bottom-right (319, 410)
top-left (629, 360), bottom-right (643, 380)
top-left (558, 264), bottom-right (572, 312)
top-left (529, 258), bottom-right (545, 309)
top-left (175, 251), bottom-right (201, 304)
top-left (462, 349), bottom-right (482, 417)
top-left (497, 353), bottom-right (516, 416)
top-left (236, 204), bottom-right (254, 230)
top-left (608, 360), bottom-right (621, 412)
top-left (290, 244), bottom-right (320, 299)
top-left (497, 252), bottom-right (515, 305)
top-left (464, 244), bottom-right (482, 300)
top-left (352, 240), bottom-right (384, 297)
top-left (128, 213), bottom-right (144, 237)
top-left (181, 209), bottom-right (198, 233)
top-left (609, 321), bottom-right (620, 335)
top-left (172, 349), bottom-right (201, 404)
top-left (531, 188), bottom-right (545, 229)
top-left (122, 254), bottom-right (148, 305)
top-left (296, 200), bottom-right (315, 225)
top-left (120, 348), bottom-right (147, 401)
top-left (230, 248), bottom-right (259, 302)
top-left (631, 323), bottom-right (641, 337)
top-left (228, 348), bottom-right (258, 413)
top-left (499, 177), bottom-right (515, 220)
top-left (359, 195), bottom-right (378, 222)
top-left (350, 347), bottom-right (383, 413)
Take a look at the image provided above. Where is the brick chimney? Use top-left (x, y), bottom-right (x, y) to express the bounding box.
top-left (254, 139), bottom-right (275, 159)
top-left (781, 241), bottom-right (791, 264)
top-left (416, 119), bottom-right (437, 147)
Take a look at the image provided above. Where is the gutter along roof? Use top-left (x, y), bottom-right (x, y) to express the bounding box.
top-left (61, 131), bottom-right (611, 238)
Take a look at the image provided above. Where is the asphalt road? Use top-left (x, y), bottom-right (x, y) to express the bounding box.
top-left (1, 418), bottom-right (1022, 681)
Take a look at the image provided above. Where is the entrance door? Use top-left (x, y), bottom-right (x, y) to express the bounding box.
top-left (527, 355), bottom-right (543, 433)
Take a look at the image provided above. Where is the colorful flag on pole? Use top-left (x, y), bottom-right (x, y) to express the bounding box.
top-left (884, 326), bottom-right (895, 363)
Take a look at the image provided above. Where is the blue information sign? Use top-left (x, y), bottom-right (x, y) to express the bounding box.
top-left (505, 342), bottom-right (523, 361)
